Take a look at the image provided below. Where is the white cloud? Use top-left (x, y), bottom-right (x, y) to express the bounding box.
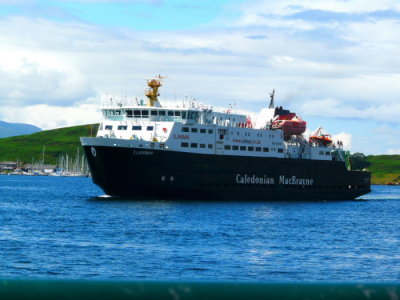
top-left (300, 98), bottom-right (400, 123)
top-left (332, 132), bottom-right (352, 150)
top-left (386, 148), bottom-right (400, 155)
top-left (0, 51), bottom-right (92, 105)
top-left (0, 0), bottom-right (34, 3)
top-left (233, 0), bottom-right (400, 19)
top-left (0, 100), bottom-right (101, 130)
top-left (0, 1), bottom-right (400, 154)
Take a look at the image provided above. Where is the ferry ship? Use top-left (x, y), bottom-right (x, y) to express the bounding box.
top-left (81, 76), bottom-right (371, 200)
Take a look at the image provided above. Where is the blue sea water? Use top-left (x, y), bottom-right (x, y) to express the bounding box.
top-left (0, 174), bottom-right (399, 282)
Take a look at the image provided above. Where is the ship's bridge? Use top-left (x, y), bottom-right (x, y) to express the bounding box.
top-left (101, 103), bottom-right (247, 127)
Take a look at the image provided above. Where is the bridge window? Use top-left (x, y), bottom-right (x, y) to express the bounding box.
top-left (133, 110), bottom-right (141, 117)
top-left (142, 110), bottom-right (149, 118)
top-left (174, 111), bottom-right (181, 116)
top-left (240, 146), bottom-right (246, 151)
top-left (200, 129), bottom-right (206, 133)
top-left (208, 129), bottom-right (214, 134)
top-left (117, 125), bottom-right (127, 130)
top-left (132, 126), bottom-right (142, 130)
top-left (168, 111), bottom-right (174, 116)
top-left (248, 147), bottom-right (254, 151)
top-left (256, 147), bottom-right (261, 152)
top-left (151, 110), bottom-right (158, 116)
top-left (159, 111), bottom-right (166, 116)
top-left (232, 146), bottom-right (238, 150)
top-left (126, 110), bottom-right (133, 117)
top-left (263, 147), bottom-right (269, 152)
top-left (224, 145), bottom-right (231, 150)
top-left (278, 149), bottom-right (283, 153)
top-left (188, 111), bottom-right (199, 120)
top-left (191, 128), bottom-right (198, 133)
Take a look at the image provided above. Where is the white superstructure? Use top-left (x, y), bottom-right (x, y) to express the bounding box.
top-left (93, 76), bottom-right (345, 162)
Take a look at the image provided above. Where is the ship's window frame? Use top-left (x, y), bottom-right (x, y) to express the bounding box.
top-left (117, 125), bottom-right (128, 130)
top-left (105, 125), bottom-right (113, 130)
top-left (181, 142), bottom-right (189, 148)
top-left (146, 126), bottom-right (154, 131)
top-left (232, 145), bottom-right (239, 151)
top-left (188, 111), bottom-right (199, 120)
top-left (133, 110), bottom-right (141, 118)
top-left (167, 111), bottom-right (174, 116)
top-left (208, 144), bottom-right (213, 149)
top-left (248, 147), bottom-right (254, 151)
top-left (256, 147), bottom-right (261, 152)
top-left (181, 111), bottom-right (187, 119)
top-left (200, 144), bottom-right (206, 149)
top-left (141, 110), bottom-right (149, 118)
top-left (240, 146), bottom-right (246, 151)
top-left (326, 151), bottom-right (331, 156)
top-left (224, 145), bottom-right (231, 150)
top-left (159, 110), bottom-right (166, 116)
top-left (174, 111), bottom-right (181, 116)
top-left (263, 147), bottom-right (269, 152)
top-left (191, 128), bottom-right (198, 133)
top-left (132, 126), bottom-right (142, 130)
top-left (182, 127), bottom-right (189, 132)
top-left (278, 148), bottom-right (283, 153)
top-left (200, 129), bottom-right (206, 134)
top-left (125, 110), bottom-right (133, 118)
top-left (319, 151), bottom-right (324, 155)
top-left (190, 143), bottom-right (198, 148)
top-left (208, 129), bottom-right (214, 134)
top-left (150, 110), bottom-right (158, 116)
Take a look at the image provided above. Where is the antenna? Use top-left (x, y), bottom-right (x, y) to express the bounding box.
top-left (269, 89), bottom-right (275, 108)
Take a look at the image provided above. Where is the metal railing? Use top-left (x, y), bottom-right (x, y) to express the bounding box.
top-left (0, 279), bottom-right (398, 300)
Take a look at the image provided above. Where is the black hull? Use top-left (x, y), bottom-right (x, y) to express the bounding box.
top-left (83, 143), bottom-right (371, 201)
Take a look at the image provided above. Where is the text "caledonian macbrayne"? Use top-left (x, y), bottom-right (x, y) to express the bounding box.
top-left (236, 174), bottom-right (314, 186)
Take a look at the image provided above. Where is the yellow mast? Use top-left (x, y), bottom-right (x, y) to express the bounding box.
top-left (145, 75), bottom-right (165, 107)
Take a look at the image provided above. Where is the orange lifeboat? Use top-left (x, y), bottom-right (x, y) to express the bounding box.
top-left (272, 113), bottom-right (307, 136)
top-left (309, 127), bottom-right (333, 146)
top-left (309, 134), bottom-right (333, 146)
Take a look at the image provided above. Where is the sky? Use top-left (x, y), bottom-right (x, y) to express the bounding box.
top-left (1, 0), bottom-right (400, 154)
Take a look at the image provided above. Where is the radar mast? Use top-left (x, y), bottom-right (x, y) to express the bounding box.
top-left (145, 75), bottom-right (166, 107)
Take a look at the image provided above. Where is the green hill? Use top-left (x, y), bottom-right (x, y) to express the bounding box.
top-left (366, 155), bottom-right (400, 185)
top-left (0, 124), bottom-right (98, 165)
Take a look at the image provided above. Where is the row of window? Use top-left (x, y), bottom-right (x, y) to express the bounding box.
top-left (107, 109), bottom-right (199, 120)
top-left (180, 142), bottom-right (283, 153)
top-left (223, 145), bottom-right (283, 153)
top-left (105, 125), bottom-right (154, 131)
top-left (182, 127), bottom-right (214, 134)
top-left (181, 143), bottom-right (213, 149)
top-left (319, 151), bottom-right (331, 156)
top-left (181, 127), bottom-right (276, 139)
